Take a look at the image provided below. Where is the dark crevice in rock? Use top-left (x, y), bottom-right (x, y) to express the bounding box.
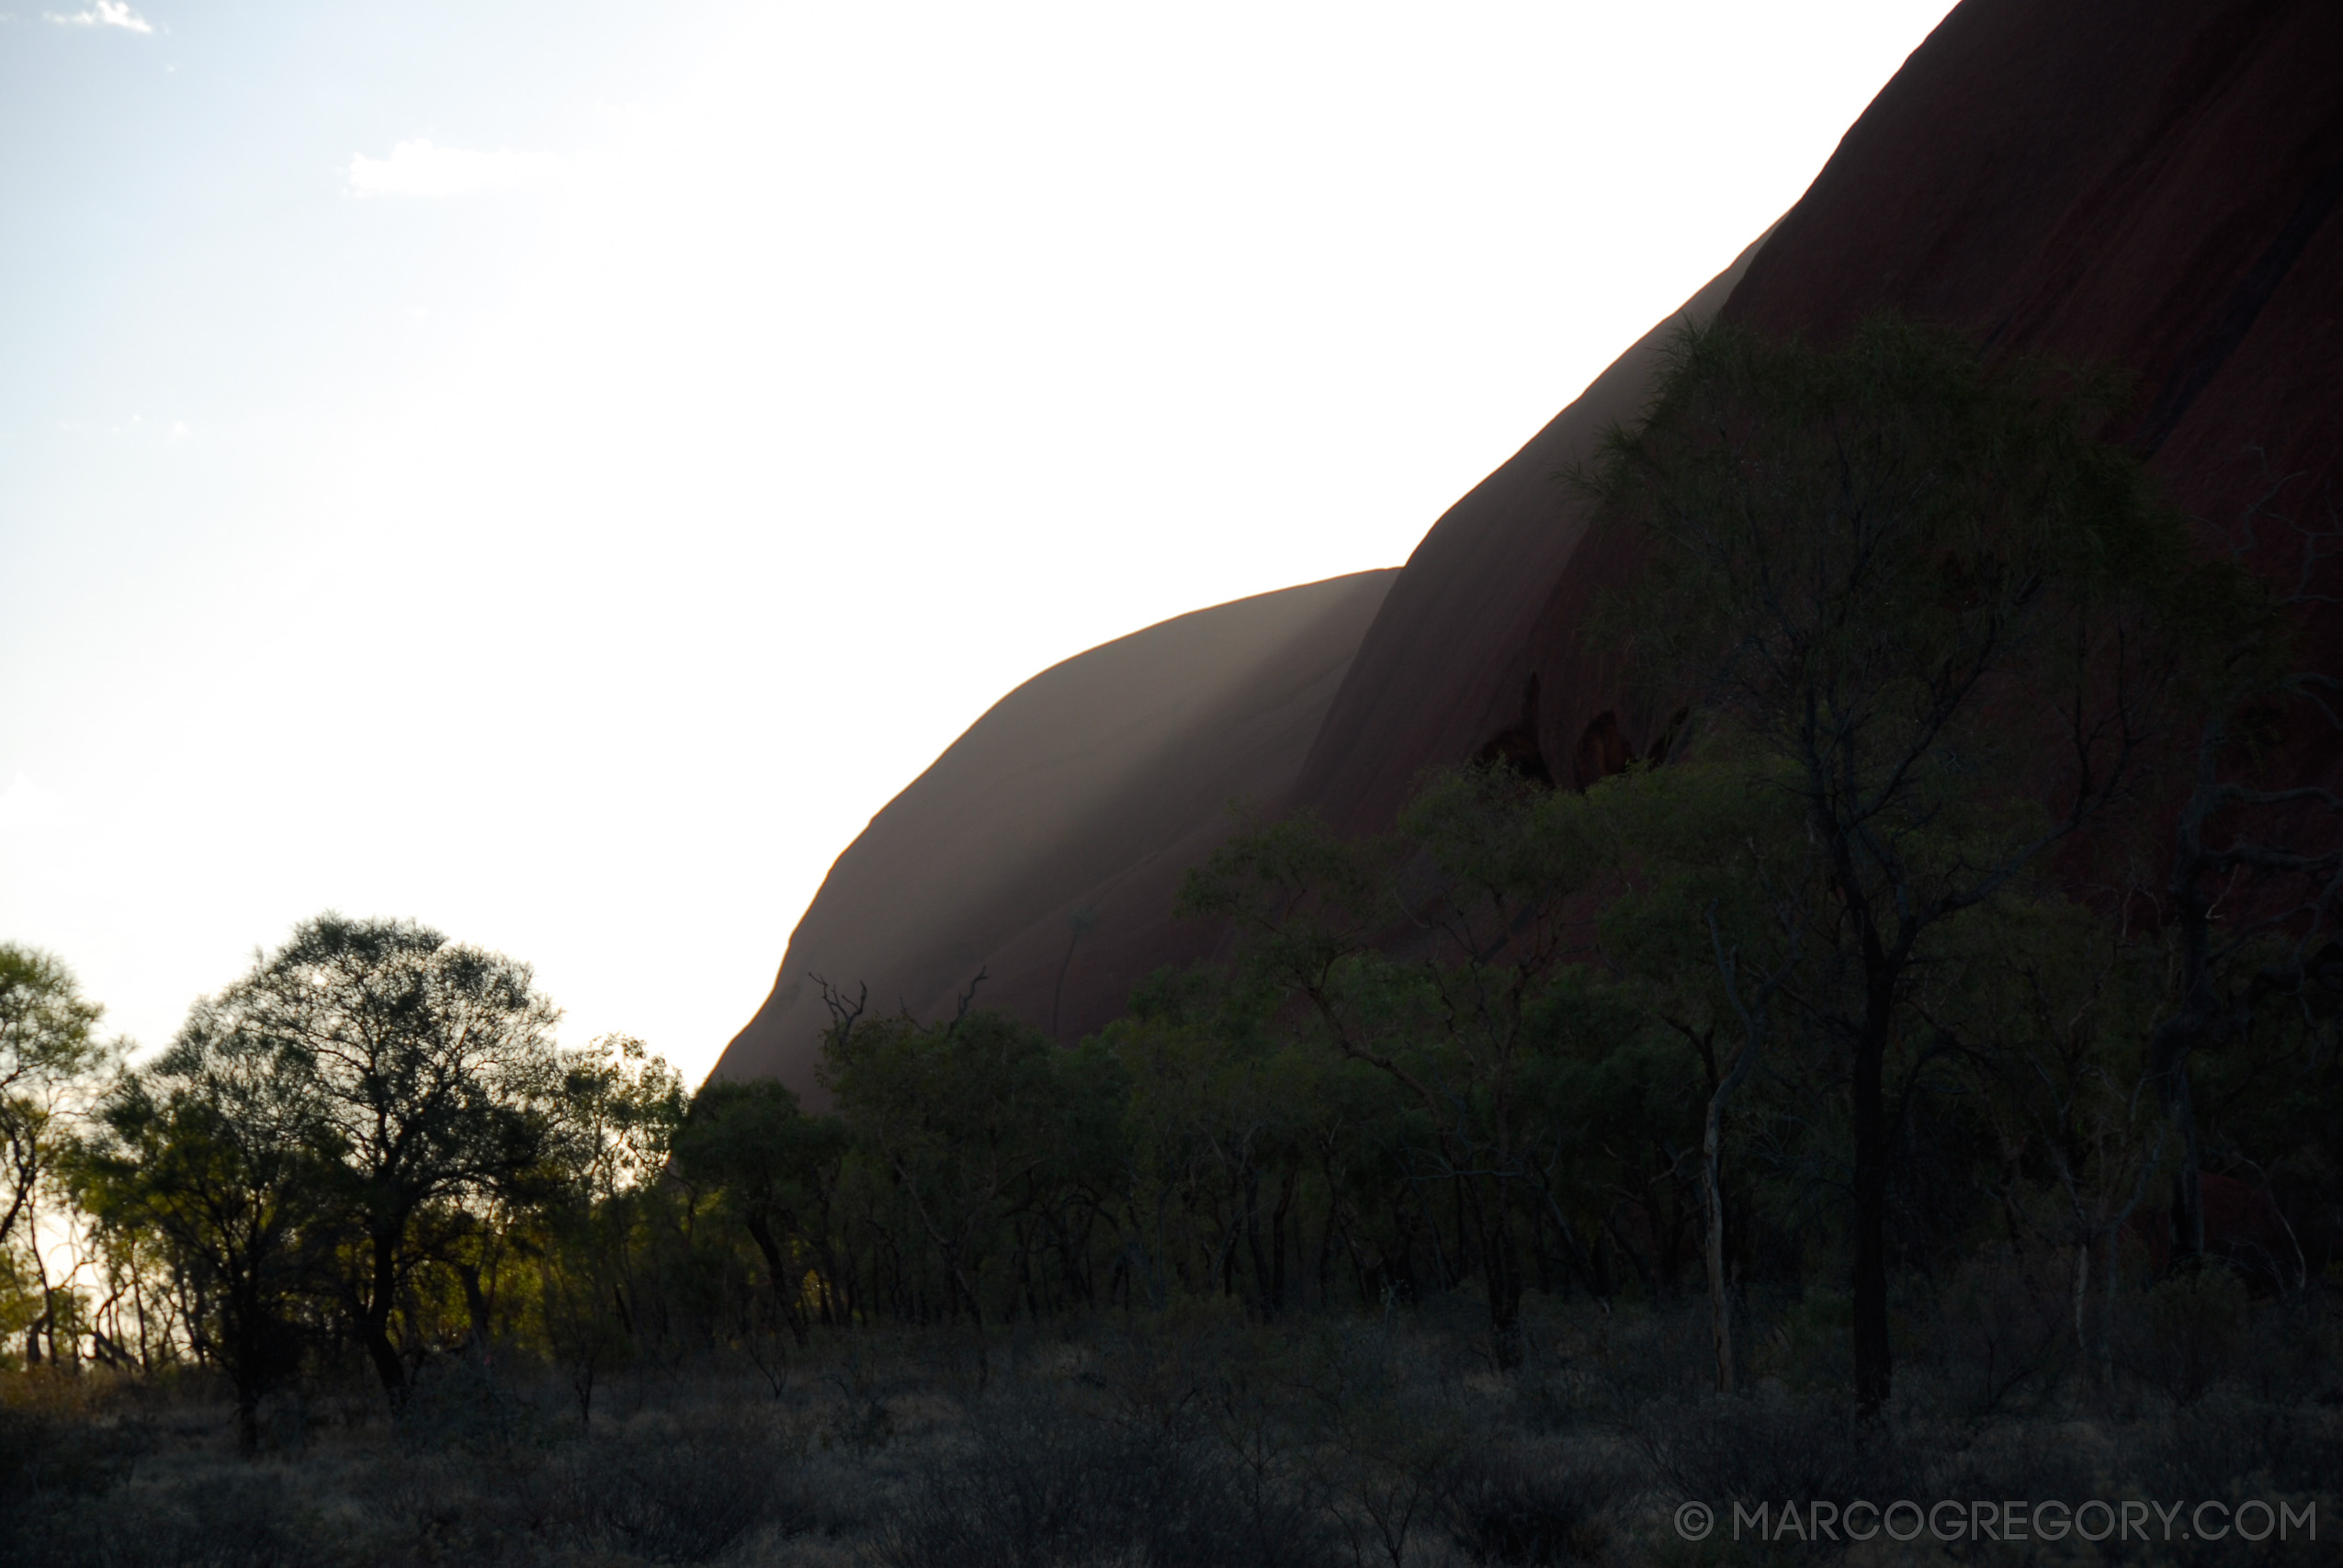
top-left (1475, 674), bottom-right (1554, 786)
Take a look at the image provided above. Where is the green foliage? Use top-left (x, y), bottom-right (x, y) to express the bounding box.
top-left (557, 1034), bottom-right (686, 1205)
top-left (821, 1007), bottom-right (1125, 1348)
top-left (1574, 314), bottom-right (2266, 1411)
top-left (0, 946), bottom-right (117, 1345)
top-left (1584, 314), bottom-right (2252, 720)
top-left (188, 915), bottom-right (566, 1404)
top-left (75, 1015), bottom-right (334, 1449)
top-left (673, 1077), bottom-right (844, 1343)
top-left (1177, 767), bottom-right (1693, 1359)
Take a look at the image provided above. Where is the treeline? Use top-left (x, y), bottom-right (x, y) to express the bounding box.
top-left (6, 316), bottom-right (2339, 1441)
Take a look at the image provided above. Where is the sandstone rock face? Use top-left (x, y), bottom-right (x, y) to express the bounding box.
top-left (1717, 0), bottom-right (2343, 787)
top-left (1295, 0), bottom-right (2342, 840)
top-left (711, 223), bottom-right (1760, 1093)
top-left (718, 0), bottom-right (2341, 1090)
top-left (1284, 234), bottom-right (1771, 840)
top-left (712, 570), bottom-right (1396, 1101)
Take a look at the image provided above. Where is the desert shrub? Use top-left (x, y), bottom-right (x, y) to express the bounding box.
top-left (354, 1446), bottom-right (566, 1564)
top-left (1746, 1289), bottom-right (1855, 1395)
top-left (818, 1347), bottom-right (896, 1457)
top-left (2225, 1288), bottom-right (2343, 1404)
top-left (559, 1416), bottom-right (815, 1563)
top-left (1627, 1392), bottom-right (1923, 1511)
top-left (2125, 1389), bottom-right (2343, 1499)
top-left (2, 1473), bottom-right (317, 1568)
top-left (1930, 1416), bottom-right (2111, 1507)
top-left (0, 1395), bottom-right (147, 1568)
top-left (1919, 1247), bottom-right (2075, 1416)
top-left (1441, 1445), bottom-right (1627, 1565)
top-left (0, 1398), bottom-right (133, 1506)
top-left (875, 1394), bottom-right (1337, 1568)
top-left (2132, 1265), bottom-right (2254, 1404)
top-left (394, 1356), bottom-right (533, 1452)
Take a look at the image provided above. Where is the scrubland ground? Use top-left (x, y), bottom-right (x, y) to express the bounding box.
top-left (4, 1279), bottom-right (2338, 1568)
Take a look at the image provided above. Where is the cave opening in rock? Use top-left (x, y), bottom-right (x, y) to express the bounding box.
top-left (1474, 674), bottom-right (1554, 786)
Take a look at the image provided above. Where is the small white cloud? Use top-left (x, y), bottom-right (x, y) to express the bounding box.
top-left (346, 139), bottom-right (561, 197)
top-left (45, 1), bottom-right (152, 31)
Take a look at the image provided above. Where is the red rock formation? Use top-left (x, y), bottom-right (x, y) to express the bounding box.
top-left (712, 570), bottom-right (1395, 1102)
top-left (1295, 0), bottom-right (2342, 840)
top-left (1725, 0), bottom-right (2343, 791)
top-left (1285, 235), bottom-right (1771, 839)
top-left (718, 0), bottom-right (2342, 1087)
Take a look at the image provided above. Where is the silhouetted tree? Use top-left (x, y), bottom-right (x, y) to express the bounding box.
top-left (1581, 316), bottom-right (2250, 1412)
top-left (205, 915), bottom-right (563, 1404)
top-left (0, 945), bottom-right (117, 1367)
top-left (673, 1077), bottom-right (845, 1346)
top-left (0, 946), bottom-right (113, 1261)
top-left (77, 1012), bottom-right (330, 1451)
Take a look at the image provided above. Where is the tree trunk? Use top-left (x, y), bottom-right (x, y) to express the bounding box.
top-left (1242, 1168), bottom-right (1272, 1314)
top-left (1850, 1021), bottom-right (1893, 1417)
top-left (1318, 1182), bottom-right (1342, 1308)
top-left (1486, 1189), bottom-right (1524, 1370)
top-left (2171, 1074), bottom-right (2206, 1261)
top-left (744, 1213), bottom-right (810, 1348)
top-left (1268, 1167), bottom-right (1297, 1315)
top-left (1703, 1094), bottom-right (1735, 1394)
top-left (455, 1260), bottom-right (493, 1364)
top-left (2150, 1004), bottom-right (2210, 1265)
top-left (950, 1249), bottom-right (987, 1386)
top-left (360, 1233), bottom-right (407, 1404)
top-left (232, 1350), bottom-right (263, 1456)
top-left (233, 1387), bottom-right (261, 1454)
top-left (2071, 1237), bottom-right (2090, 1361)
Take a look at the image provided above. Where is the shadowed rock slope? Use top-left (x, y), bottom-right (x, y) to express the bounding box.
top-left (1717, 0), bottom-right (2343, 783)
top-left (1290, 0), bottom-right (2343, 840)
top-left (713, 570), bottom-right (1396, 1102)
top-left (1282, 233), bottom-right (1771, 839)
top-left (710, 239), bottom-right (1765, 1095)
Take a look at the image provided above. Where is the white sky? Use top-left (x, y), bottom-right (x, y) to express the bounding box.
top-left (0, 0), bottom-right (1957, 1084)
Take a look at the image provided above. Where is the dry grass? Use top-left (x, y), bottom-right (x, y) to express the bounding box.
top-left (3, 1281), bottom-right (2339, 1566)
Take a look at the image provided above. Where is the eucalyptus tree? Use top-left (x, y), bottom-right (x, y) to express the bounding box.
top-left (821, 1001), bottom-right (1123, 1373)
top-left (206, 914), bottom-right (565, 1403)
top-left (531, 1032), bottom-right (690, 1421)
top-left (1589, 752), bottom-right (1812, 1393)
top-left (1181, 777), bottom-right (1640, 1366)
top-left (1580, 315), bottom-right (2244, 1413)
top-left (76, 1011), bottom-right (331, 1451)
top-left (673, 1077), bottom-right (846, 1346)
top-left (0, 945), bottom-right (119, 1370)
top-left (1105, 988), bottom-right (1312, 1314)
top-left (2139, 466), bottom-right (2342, 1266)
top-left (0, 945), bottom-right (114, 1261)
